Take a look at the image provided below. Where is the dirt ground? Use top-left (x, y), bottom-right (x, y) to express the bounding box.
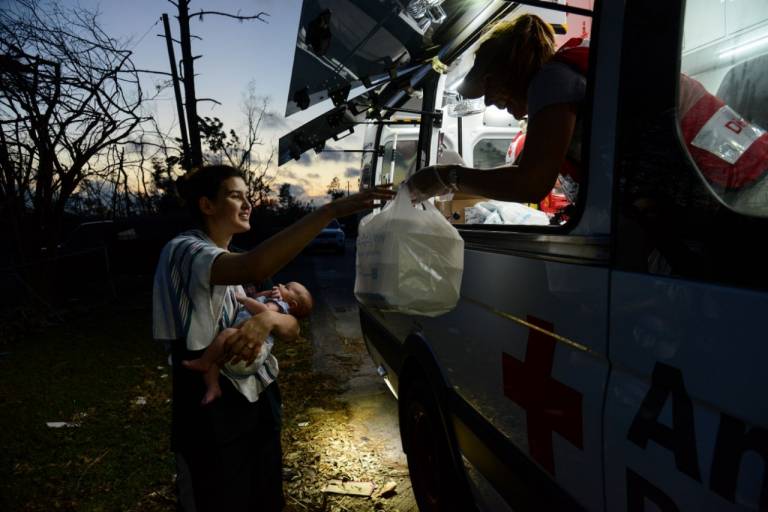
top-left (277, 321), bottom-right (417, 512)
top-left (275, 247), bottom-right (418, 512)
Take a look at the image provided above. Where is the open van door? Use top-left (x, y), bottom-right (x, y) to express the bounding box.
top-left (278, 0), bottom-right (525, 166)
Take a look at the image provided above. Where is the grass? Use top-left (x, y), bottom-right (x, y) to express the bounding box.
top-left (0, 279), bottom-right (332, 512)
top-left (0, 285), bottom-right (176, 511)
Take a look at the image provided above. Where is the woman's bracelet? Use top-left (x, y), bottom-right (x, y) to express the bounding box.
top-left (446, 166), bottom-right (460, 191)
top-left (435, 166), bottom-right (460, 192)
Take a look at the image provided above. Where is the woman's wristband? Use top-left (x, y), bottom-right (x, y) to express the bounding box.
top-left (446, 165), bottom-right (460, 191)
top-left (436, 165), bottom-right (460, 192)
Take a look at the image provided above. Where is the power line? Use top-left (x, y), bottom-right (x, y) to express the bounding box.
top-left (129, 17), bottom-right (161, 53)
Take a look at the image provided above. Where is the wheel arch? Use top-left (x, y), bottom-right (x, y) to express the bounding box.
top-left (398, 332), bottom-right (464, 475)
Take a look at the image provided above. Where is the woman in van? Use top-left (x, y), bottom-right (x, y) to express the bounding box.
top-left (407, 14), bottom-right (768, 209)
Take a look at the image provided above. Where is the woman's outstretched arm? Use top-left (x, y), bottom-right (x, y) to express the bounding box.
top-left (210, 186), bottom-right (393, 285)
top-left (407, 102), bottom-right (578, 203)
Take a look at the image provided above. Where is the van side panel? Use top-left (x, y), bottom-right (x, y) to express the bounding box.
top-left (404, 247), bottom-right (611, 511)
top-left (605, 273), bottom-right (768, 511)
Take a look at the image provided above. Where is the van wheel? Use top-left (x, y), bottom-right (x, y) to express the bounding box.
top-left (403, 379), bottom-right (473, 512)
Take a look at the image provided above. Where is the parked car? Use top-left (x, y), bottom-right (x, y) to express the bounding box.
top-left (53, 218), bottom-right (181, 274)
top-left (58, 220), bottom-right (136, 254)
top-left (308, 219), bottom-right (345, 253)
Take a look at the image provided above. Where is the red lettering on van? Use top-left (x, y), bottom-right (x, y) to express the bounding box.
top-left (502, 316), bottom-right (584, 475)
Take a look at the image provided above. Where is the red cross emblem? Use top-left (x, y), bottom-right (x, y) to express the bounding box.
top-left (502, 316), bottom-right (584, 475)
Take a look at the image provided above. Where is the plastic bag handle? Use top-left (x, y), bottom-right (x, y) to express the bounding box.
top-left (419, 197), bottom-right (441, 214)
top-left (392, 183), bottom-right (414, 212)
top-left (393, 183), bottom-right (445, 216)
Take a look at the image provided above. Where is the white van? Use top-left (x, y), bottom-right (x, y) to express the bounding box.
top-left (279, 1), bottom-right (768, 510)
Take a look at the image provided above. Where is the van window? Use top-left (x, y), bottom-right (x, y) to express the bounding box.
top-left (679, 0), bottom-right (768, 218)
top-left (614, 0), bottom-right (768, 289)
top-left (381, 139), bottom-right (419, 188)
top-left (472, 138), bottom-right (510, 169)
top-left (374, 92), bottom-right (422, 188)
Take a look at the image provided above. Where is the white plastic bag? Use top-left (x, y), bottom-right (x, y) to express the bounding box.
top-left (355, 186), bottom-right (464, 316)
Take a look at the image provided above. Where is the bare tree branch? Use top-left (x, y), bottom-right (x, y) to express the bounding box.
top-left (189, 10), bottom-right (270, 23)
top-left (0, 0), bottom-right (152, 252)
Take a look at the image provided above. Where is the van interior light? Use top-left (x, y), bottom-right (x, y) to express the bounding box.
top-left (447, 97), bottom-right (485, 117)
top-left (406, 0), bottom-right (447, 30)
top-left (718, 34), bottom-right (768, 60)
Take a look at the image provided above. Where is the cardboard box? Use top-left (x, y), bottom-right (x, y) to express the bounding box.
top-left (435, 194), bottom-right (488, 224)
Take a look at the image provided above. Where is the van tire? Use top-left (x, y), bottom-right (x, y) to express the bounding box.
top-left (403, 378), bottom-right (474, 512)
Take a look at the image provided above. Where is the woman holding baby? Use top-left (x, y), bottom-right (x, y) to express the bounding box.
top-left (152, 164), bottom-right (393, 511)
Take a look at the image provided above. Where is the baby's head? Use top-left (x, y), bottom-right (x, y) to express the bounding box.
top-left (277, 281), bottom-right (313, 319)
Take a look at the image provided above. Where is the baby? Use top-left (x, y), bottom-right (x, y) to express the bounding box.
top-left (183, 281), bottom-right (313, 404)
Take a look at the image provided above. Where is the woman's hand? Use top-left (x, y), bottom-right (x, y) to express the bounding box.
top-left (217, 312), bottom-right (274, 366)
top-left (326, 185), bottom-right (395, 218)
top-left (406, 165), bottom-right (454, 202)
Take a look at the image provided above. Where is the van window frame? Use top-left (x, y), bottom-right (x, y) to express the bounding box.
top-left (363, 1), bottom-right (606, 263)
top-left (612, 0), bottom-right (768, 290)
top-left (442, 1), bottom-right (600, 238)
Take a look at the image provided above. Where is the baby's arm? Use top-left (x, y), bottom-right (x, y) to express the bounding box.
top-left (252, 286), bottom-right (282, 301)
top-left (236, 296), bottom-right (280, 316)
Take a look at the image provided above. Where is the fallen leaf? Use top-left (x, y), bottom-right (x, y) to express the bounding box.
top-left (375, 480), bottom-right (397, 498)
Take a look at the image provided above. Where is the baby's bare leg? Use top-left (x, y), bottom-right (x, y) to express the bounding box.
top-left (182, 327), bottom-right (238, 373)
top-left (201, 364), bottom-right (222, 405)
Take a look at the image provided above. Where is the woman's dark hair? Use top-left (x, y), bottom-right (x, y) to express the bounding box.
top-left (176, 165), bottom-right (245, 223)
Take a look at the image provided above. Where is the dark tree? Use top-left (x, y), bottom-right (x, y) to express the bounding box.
top-left (0, 0), bottom-right (149, 256)
top-left (327, 176), bottom-right (345, 200)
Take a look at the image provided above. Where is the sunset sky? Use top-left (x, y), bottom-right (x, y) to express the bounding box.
top-left (62, 0), bottom-right (366, 204)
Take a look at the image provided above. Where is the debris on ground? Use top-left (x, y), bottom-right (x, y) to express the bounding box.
top-left (277, 321), bottom-right (416, 512)
top-left (46, 421), bottom-right (79, 428)
top-left (374, 481), bottom-right (398, 499)
top-left (322, 480), bottom-right (375, 497)
top-left (47, 411), bottom-right (88, 428)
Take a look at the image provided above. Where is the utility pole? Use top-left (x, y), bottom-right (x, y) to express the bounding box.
top-left (166, 1), bottom-right (268, 169)
top-left (161, 13), bottom-right (191, 170)
top-left (177, 0), bottom-right (203, 168)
